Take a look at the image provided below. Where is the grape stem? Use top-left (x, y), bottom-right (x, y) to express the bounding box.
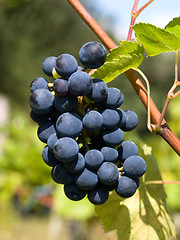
top-left (155, 51), bottom-right (180, 130)
top-left (66, 0), bottom-right (180, 156)
top-left (127, 0), bottom-right (155, 41)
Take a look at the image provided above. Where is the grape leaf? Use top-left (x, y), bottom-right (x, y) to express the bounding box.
top-left (165, 17), bottom-right (180, 37)
top-left (91, 41), bottom-right (144, 83)
top-left (132, 23), bottom-right (180, 56)
top-left (95, 144), bottom-right (176, 240)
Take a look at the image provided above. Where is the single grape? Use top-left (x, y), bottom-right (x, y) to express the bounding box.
top-left (55, 54), bottom-right (78, 78)
top-left (123, 155), bottom-right (147, 179)
top-left (85, 149), bottom-right (104, 170)
top-left (82, 110), bottom-right (103, 131)
top-left (75, 168), bottom-right (98, 191)
top-left (30, 110), bottom-right (49, 125)
top-left (53, 78), bottom-right (69, 96)
top-left (79, 41), bottom-right (106, 69)
top-left (102, 128), bottom-right (124, 147)
top-left (103, 87), bottom-right (124, 108)
top-left (53, 137), bottom-right (79, 162)
top-left (117, 141), bottom-right (138, 162)
top-left (37, 120), bottom-right (56, 143)
top-left (56, 112), bottom-right (83, 138)
top-left (97, 162), bottom-right (119, 186)
top-left (42, 145), bottom-right (59, 167)
top-left (42, 56), bottom-right (57, 76)
top-left (101, 147), bottom-right (118, 163)
top-left (54, 94), bottom-right (78, 113)
top-left (29, 88), bottom-right (54, 114)
top-left (115, 176), bottom-right (137, 198)
top-left (88, 184), bottom-right (109, 205)
top-left (64, 183), bottom-right (87, 201)
top-left (47, 132), bottom-right (60, 152)
top-left (116, 109), bottom-right (126, 128)
top-left (30, 77), bottom-right (49, 92)
top-left (87, 78), bottom-right (108, 102)
top-left (68, 71), bottom-right (92, 96)
top-left (101, 109), bottom-right (120, 129)
top-left (51, 162), bottom-right (74, 185)
top-left (121, 110), bottom-right (138, 131)
top-left (64, 153), bottom-right (85, 173)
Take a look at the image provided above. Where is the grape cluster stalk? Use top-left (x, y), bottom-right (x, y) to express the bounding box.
top-left (29, 41), bottom-right (147, 205)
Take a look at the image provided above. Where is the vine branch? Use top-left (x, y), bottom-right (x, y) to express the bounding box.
top-left (66, 0), bottom-right (180, 156)
top-left (127, 0), bottom-right (155, 41)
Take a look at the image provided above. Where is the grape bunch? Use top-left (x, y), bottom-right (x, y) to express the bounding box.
top-left (29, 41), bottom-right (147, 205)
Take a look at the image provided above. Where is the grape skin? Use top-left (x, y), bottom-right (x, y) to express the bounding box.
top-left (42, 145), bottom-right (59, 167)
top-left (51, 162), bottom-right (74, 185)
top-left (103, 87), bottom-right (124, 108)
top-left (121, 110), bottom-right (138, 131)
top-left (75, 168), bottom-right (98, 191)
top-left (56, 112), bottom-right (83, 138)
top-left (101, 147), bottom-right (118, 163)
top-left (116, 108), bottom-right (126, 128)
top-left (85, 149), bottom-right (104, 170)
top-left (53, 78), bottom-right (69, 96)
top-left (37, 121), bottom-right (56, 143)
top-left (53, 137), bottom-right (79, 162)
top-left (30, 77), bottom-right (49, 92)
top-left (101, 109), bottom-right (120, 129)
top-left (116, 176), bottom-right (137, 198)
top-left (30, 110), bottom-right (49, 125)
top-left (64, 183), bottom-right (87, 201)
top-left (47, 132), bottom-right (60, 152)
top-left (55, 54), bottom-right (78, 78)
top-left (54, 94), bottom-right (78, 113)
top-left (64, 153), bottom-right (85, 173)
top-left (29, 88), bottom-right (54, 114)
top-left (42, 56), bottom-right (57, 76)
top-left (118, 141), bottom-right (138, 162)
top-left (123, 155), bottom-right (147, 179)
top-left (87, 78), bottom-right (108, 102)
top-left (79, 41), bottom-right (106, 69)
top-left (102, 128), bottom-right (124, 147)
top-left (88, 184), bottom-right (109, 205)
top-left (68, 71), bottom-right (92, 96)
top-left (97, 162), bottom-right (119, 186)
top-left (82, 110), bottom-right (103, 131)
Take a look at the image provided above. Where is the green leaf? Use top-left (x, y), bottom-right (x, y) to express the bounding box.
top-left (165, 17), bottom-right (180, 37)
top-left (91, 41), bottom-right (144, 83)
top-left (95, 144), bottom-right (176, 240)
top-left (132, 23), bottom-right (180, 56)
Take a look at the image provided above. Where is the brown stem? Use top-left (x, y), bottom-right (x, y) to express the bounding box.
top-left (66, 0), bottom-right (180, 156)
top-left (66, 0), bottom-right (117, 50)
top-left (156, 97), bottom-right (171, 130)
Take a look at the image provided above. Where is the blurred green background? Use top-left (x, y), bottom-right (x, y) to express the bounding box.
top-left (0, 0), bottom-right (180, 239)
